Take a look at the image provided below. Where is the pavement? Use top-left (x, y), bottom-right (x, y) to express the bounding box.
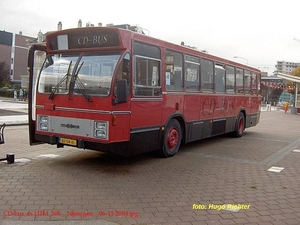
top-left (0, 98), bottom-right (28, 126)
top-left (1, 98), bottom-right (300, 225)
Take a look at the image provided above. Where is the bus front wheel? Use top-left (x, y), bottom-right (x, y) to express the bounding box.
top-left (162, 119), bottom-right (182, 157)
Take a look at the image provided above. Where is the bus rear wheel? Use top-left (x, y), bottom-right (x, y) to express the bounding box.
top-left (162, 119), bottom-right (182, 157)
top-left (235, 112), bottom-right (245, 137)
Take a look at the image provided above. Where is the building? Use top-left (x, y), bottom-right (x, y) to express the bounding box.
top-left (0, 30), bottom-right (36, 88)
top-left (275, 61), bottom-right (300, 74)
top-left (261, 76), bottom-right (285, 104)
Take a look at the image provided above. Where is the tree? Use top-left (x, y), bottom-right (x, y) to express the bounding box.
top-left (0, 61), bottom-right (10, 87)
top-left (291, 66), bottom-right (300, 77)
top-left (285, 66), bottom-right (300, 94)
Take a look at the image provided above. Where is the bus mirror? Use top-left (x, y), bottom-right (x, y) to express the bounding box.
top-left (116, 79), bottom-right (128, 104)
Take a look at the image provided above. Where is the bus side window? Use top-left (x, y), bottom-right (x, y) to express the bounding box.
top-left (215, 64), bottom-right (225, 92)
top-left (257, 73), bottom-right (261, 95)
top-left (236, 68), bottom-right (244, 94)
top-left (226, 66), bottom-right (235, 93)
top-left (252, 73), bottom-right (257, 95)
top-left (244, 70), bottom-right (251, 94)
top-left (165, 50), bottom-right (183, 91)
top-left (133, 56), bottom-right (161, 96)
top-left (201, 59), bottom-right (214, 91)
top-left (185, 55), bottom-right (200, 92)
top-left (132, 41), bottom-right (161, 97)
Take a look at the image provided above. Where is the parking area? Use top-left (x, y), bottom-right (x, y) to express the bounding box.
top-left (1, 110), bottom-right (300, 225)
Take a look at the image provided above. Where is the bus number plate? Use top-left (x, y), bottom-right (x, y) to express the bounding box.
top-left (59, 138), bottom-right (77, 146)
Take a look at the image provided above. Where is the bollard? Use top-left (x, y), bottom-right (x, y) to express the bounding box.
top-left (0, 154), bottom-right (15, 164)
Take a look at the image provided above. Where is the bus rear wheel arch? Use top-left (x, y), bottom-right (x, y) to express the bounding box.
top-left (162, 119), bottom-right (182, 157)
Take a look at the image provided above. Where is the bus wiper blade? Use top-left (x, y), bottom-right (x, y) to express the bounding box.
top-left (68, 62), bottom-right (92, 102)
top-left (75, 77), bottom-right (92, 102)
top-left (49, 61), bottom-right (72, 100)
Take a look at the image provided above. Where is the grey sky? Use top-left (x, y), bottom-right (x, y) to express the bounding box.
top-left (1, 0), bottom-right (300, 74)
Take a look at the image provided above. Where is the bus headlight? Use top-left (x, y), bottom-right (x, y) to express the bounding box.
top-left (94, 121), bottom-right (108, 139)
top-left (38, 115), bottom-right (49, 131)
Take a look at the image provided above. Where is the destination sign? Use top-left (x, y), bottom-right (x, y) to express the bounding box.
top-left (47, 29), bottom-right (120, 50)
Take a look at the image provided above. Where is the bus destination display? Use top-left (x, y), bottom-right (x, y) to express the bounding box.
top-left (48, 29), bottom-right (120, 50)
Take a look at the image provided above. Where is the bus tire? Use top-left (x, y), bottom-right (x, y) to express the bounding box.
top-left (162, 119), bottom-right (182, 157)
top-left (235, 112), bottom-right (245, 137)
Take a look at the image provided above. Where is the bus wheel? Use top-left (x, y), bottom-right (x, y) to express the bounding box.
top-left (162, 119), bottom-right (182, 157)
top-left (235, 112), bottom-right (245, 137)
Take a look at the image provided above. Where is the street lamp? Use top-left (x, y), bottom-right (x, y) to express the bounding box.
top-left (233, 56), bottom-right (248, 65)
top-left (293, 37), bottom-right (300, 43)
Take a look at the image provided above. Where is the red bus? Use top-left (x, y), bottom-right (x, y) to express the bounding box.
top-left (28, 24), bottom-right (261, 157)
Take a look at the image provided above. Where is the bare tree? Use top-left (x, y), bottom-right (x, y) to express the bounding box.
top-left (0, 61), bottom-right (10, 86)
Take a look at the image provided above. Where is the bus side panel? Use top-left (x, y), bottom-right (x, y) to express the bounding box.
top-left (110, 114), bottom-right (131, 143)
top-left (128, 126), bottom-right (164, 155)
top-left (183, 94), bottom-right (201, 122)
top-left (130, 99), bottom-right (163, 128)
top-left (125, 98), bottom-right (164, 155)
top-left (162, 93), bottom-right (184, 123)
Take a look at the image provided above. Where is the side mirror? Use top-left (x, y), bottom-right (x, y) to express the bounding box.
top-left (115, 79), bottom-right (128, 104)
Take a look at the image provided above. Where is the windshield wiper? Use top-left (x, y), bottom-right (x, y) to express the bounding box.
top-left (49, 61), bottom-right (72, 100)
top-left (68, 62), bottom-right (92, 102)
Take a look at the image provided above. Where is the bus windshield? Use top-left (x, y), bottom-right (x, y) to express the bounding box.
top-left (38, 52), bottom-right (121, 97)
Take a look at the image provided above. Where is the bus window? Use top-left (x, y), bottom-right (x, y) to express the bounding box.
top-left (185, 55), bottom-right (200, 92)
top-left (236, 68), bottom-right (244, 94)
top-left (244, 70), bottom-right (251, 94)
top-left (73, 53), bottom-right (120, 96)
top-left (226, 66), bottom-right (235, 92)
top-left (252, 73), bottom-right (257, 95)
top-left (165, 50), bottom-right (183, 91)
top-left (132, 41), bottom-right (161, 96)
top-left (215, 64), bottom-right (225, 92)
top-left (201, 59), bottom-right (214, 91)
top-left (115, 53), bottom-right (130, 96)
top-left (256, 73), bottom-right (261, 95)
top-left (38, 54), bottom-right (78, 94)
top-left (133, 56), bottom-right (161, 96)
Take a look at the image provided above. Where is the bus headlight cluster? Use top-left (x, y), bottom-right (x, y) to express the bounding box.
top-left (38, 115), bottom-right (49, 131)
top-left (94, 121), bottom-right (108, 139)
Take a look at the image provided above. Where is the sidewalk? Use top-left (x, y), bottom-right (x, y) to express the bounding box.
top-left (0, 98), bottom-right (28, 126)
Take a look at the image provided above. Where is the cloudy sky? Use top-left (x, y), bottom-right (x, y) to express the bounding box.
top-left (1, 0), bottom-right (300, 74)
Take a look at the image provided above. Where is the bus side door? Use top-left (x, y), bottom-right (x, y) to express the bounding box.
top-left (28, 44), bottom-right (46, 145)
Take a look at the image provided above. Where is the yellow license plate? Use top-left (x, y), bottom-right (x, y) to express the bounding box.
top-left (59, 138), bottom-right (77, 146)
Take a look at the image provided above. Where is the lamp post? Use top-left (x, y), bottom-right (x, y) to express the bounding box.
top-left (233, 56), bottom-right (248, 65)
top-left (293, 37), bottom-right (300, 43)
